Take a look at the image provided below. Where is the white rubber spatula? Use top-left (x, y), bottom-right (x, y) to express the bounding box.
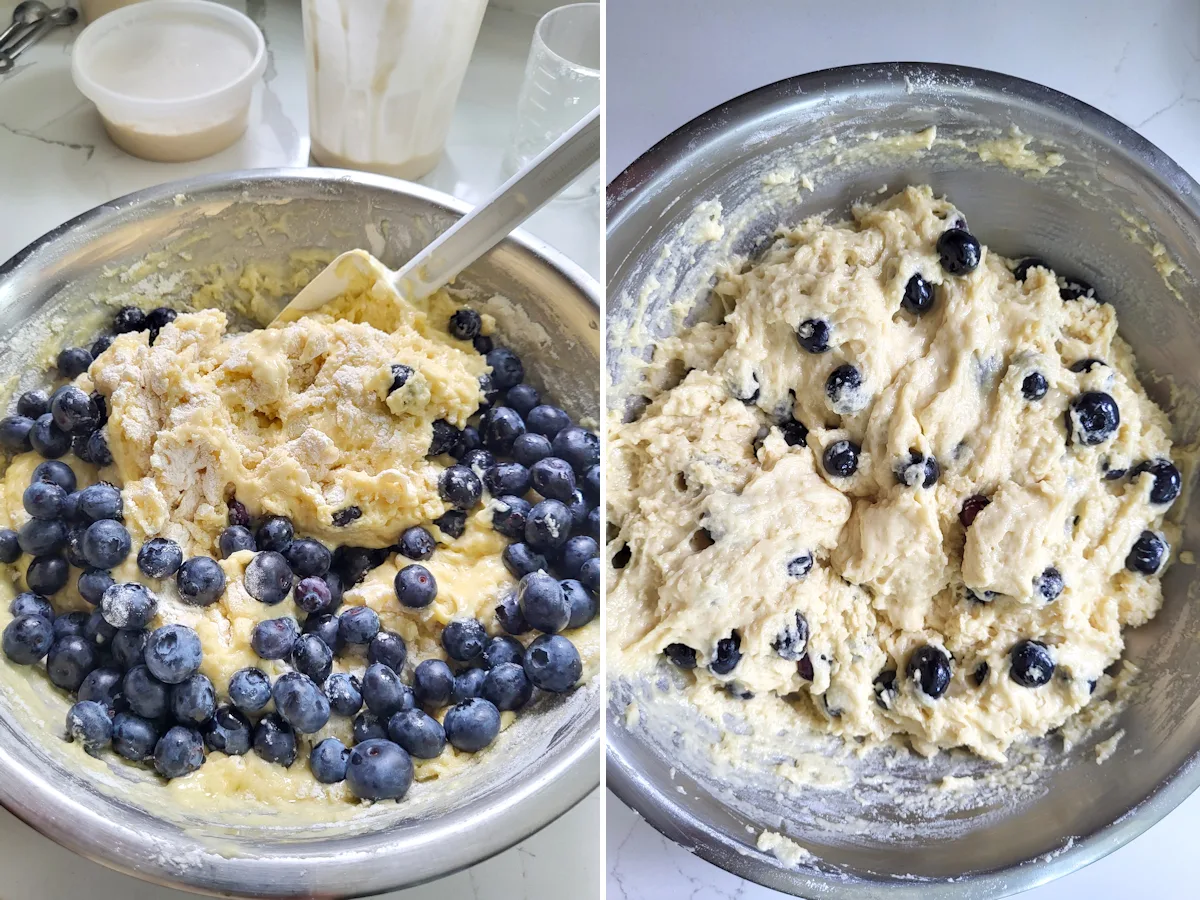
top-left (274, 106), bottom-right (600, 324)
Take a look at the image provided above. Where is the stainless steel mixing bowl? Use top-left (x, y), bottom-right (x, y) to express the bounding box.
top-left (0, 169), bottom-right (600, 897)
top-left (606, 63), bottom-right (1200, 897)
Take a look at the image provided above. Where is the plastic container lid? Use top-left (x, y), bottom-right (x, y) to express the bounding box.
top-left (71, 0), bottom-right (266, 162)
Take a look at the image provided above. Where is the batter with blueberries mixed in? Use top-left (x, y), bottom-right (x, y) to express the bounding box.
top-left (0, 265), bottom-right (599, 805)
top-left (608, 185), bottom-right (1181, 762)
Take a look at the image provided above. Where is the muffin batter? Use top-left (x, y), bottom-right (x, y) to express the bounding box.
top-left (608, 186), bottom-right (1179, 762)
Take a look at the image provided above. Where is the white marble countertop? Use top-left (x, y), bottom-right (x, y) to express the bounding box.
top-left (606, 0), bottom-right (1200, 898)
top-left (0, 2), bottom-right (599, 898)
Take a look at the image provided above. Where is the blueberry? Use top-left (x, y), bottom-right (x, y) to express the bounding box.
top-left (112, 306), bottom-right (147, 333)
top-left (144, 624), bottom-right (202, 684)
top-left (457, 450), bottom-right (493, 482)
top-left (557, 535), bottom-right (598, 582)
top-left (551, 426), bottom-right (599, 474)
top-left (23, 481), bottom-right (65, 519)
top-left (708, 632), bottom-right (741, 676)
top-left (429, 419), bottom-right (460, 456)
top-left (204, 705), bottom-right (252, 755)
top-left (1131, 459), bottom-right (1182, 505)
top-left (1013, 257), bottom-right (1048, 281)
top-left (937, 227), bottom-right (982, 275)
top-left (77, 568), bottom-right (113, 606)
top-left (16, 390), bottom-right (50, 420)
top-left (368, 630), bottom-right (408, 672)
top-left (78, 519), bottom-right (128, 569)
top-left (310, 737), bottom-right (350, 783)
top-left (323, 569), bottom-right (344, 608)
top-left (894, 451), bottom-right (939, 488)
top-left (772, 612), bottom-right (809, 661)
top-left (67, 527), bottom-right (94, 568)
top-left (448, 307), bottom-right (482, 341)
top-left (1010, 640), bottom-right (1055, 687)
top-left (253, 713), bottom-right (297, 766)
top-left (47, 635), bottom-right (98, 691)
top-left (524, 634), bottom-right (581, 692)
top-left (10, 591), bottom-right (53, 621)
top-left (145, 306), bottom-right (177, 332)
top-left (901, 274), bottom-right (935, 315)
top-left (90, 334), bottom-right (115, 358)
top-left (218, 525), bottom-right (256, 558)
top-left (280, 538), bottom-right (330, 578)
top-left (1021, 371), bottom-right (1048, 401)
top-left (663, 643), bottom-right (697, 669)
top-left (86, 431), bottom-right (112, 466)
top-left (57, 346), bottom-right (93, 379)
top-left (273, 671), bottom-right (331, 733)
top-left (486, 347), bottom-right (524, 390)
top-left (784, 551), bottom-right (814, 579)
top-left (339, 606), bottom-right (380, 645)
top-left (1035, 566), bottom-right (1064, 601)
top-left (452, 667), bottom-right (487, 703)
top-left (346, 738), bottom-right (414, 800)
top-left (124, 665), bottom-right (169, 719)
top-left (152, 725), bottom-right (205, 778)
top-left (1126, 530), bottom-right (1167, 575)
top-left (825, 365), bottom-right (866, 415)
top-left (438, 464), bottom-right (484, 511)
top-left (292, 632), bottom-right (334, 683)
top-left (396, 526), bottom-right (435, 561)
top-left (331, 506), bottom-right (362, 528)
top-left (228, 667), bottom-right (271, 713)
top-left (76, 483), bottom-right (122, 522)
top-left (362, 662), bottom-right (413, 717)
top-left (1068, 392), bottom-right (1120, 446)
top-left (873, 669), bottom-right (898, 710)
top-left (90, 392), bottom-right (109, 426)
top-left (387, 709), bottom-right (446, 759)
top-left (353, 712), bottom-right (388, 743)
top-left (26, 554), bottom-right (69, 595)
top-left (66, 701), bottom-right (112, 756)
top-left (442, 618), bottom-right (487, 661)
top-left (111, 626), bottom-right (147, 670)
top-left (796, 318), bottom-right (831, 353)
top-left (481, 662), bottom-right (533, 712)
top-left (387, 363), bottom-right (414, 394)
top-left (255, 516), bottom-right (294, 553)
top-left (0, 415), bottom-right (34, 452)
top-left (580, 557), bottom-right (600, 596)
top-left (251, 617), bottom-right (298, 660)
top-left (71, 431), bottom-right (96, 464)
top-left (243, 551), bottom-right (291, 604)
top-left (530, 457), bottom-right (577, 502)
top-left (526, 405), bottom-right (571, 439)
top-left (823, 440), bottom-right (860, 478)
top-left (32, 460), bottom-right (76, 494)
top-left (491, 496), bottom-right (532, 540)
top-left (54, 610), bottom-right (89, 641)
top-left (1060, 277), bottom-right (1096, 301)
top-left (561, 578), bottom-right (598, 629)
top-left (112, 712), bottom-right (159, 761)
top-left (50, 386), bottom-right (97, 435)
top-left (972, 663), bottom-right (990, 687)
top-left (18, 518), bottom-right (66, 556)
top-left (482, 408), bottom-right (526, 455)
top-left (906, 645), bottom-right (951, 698)
top-left (324, 672), bottom-right (363, 717)
top-left (76, 667), bottom-right (122, 709)
top-left (518, 571), bottom-right (569, 634)
top-left (444, 697), bottom-right (502, 752)
top-left (433, 509), bottom-right (467, 539)
top-left (525, 499), bottom-right (572, 552)
top-left (84, 608), bottom-right (117, 648)
top-left (100, 582), bottom-right (157, 629)
top-left (0, 528), bottom-right (19, 563)
top-left (303, 613), bottom-right (344, 653)
top-left (413, 659), bottom-right (454, 707)
top-left (170, 673), bottom-right (216, 725)
top-left (495, 591), bottom-right (530, 635)
top-left (505, 383), bottom-right (541, 418)
top-left (3, 614), bottom-right (53, 664)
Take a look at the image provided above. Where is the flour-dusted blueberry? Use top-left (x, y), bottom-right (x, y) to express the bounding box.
top-left (145, 624), bottom-right (202, 684)
top-left (0, 528), bottom-right (19, 564)
top-left (894, 451), bottom-right (940, 488)
top-left (251, 617), bottom-right (298, 661)
top-left (112, 306), bottom-right (147, 333)
top-left (906, 645), bottom-right (952, 699)
top-left (786, 553), bottom-right (814, 579)
top-left (112, 712), bottom-right (158, 762)
top-left (822, 439), bottom-right (860, 478)
top-left (244, 551), bottom-right (291, 604)
top-left (310, 737), bottom-right (350, 783)
top-left (47, 635), bottom-right (98, 692)
top-left (495, 591), bottom-right (530, 635)
top-left (518, 571), bottom-right (569, 634)
top-left (145, 306), bottom-right (177, 335)
top-left (339, 606), bottom-right (380, 645)
top-left (444, 698), bottom-right (502, 753)
top-left (1010, 640), bottom-right (1055, 687)
top-left (486, 347), bottom-right (524, 390)
top-left (0, 415), bottom-right (34, 452)
top-left (54, 611), bottom-right (89, 641)
top-left (124, 665), bottom-right (169, 719)
top-left (170, 673), bottom-right (216, 726)
top-left (362, 663), bottom-right (413, 717)
top-left (253, 713), bottom-right (297, 766)
top-left (367, 630), bottom-right (407, 672)
top-left (66, 700), bottom-right (112, 756)
top-left (23, 481), bottom-right (66, 519)
top-left (137, 538), bottom-right (182, 579)
top-left (27, 554), bottom-right (69, 595)
top-left (439, 464), bottom-right (483, 510)
top-left (491, 496), bottom-right (531, 540)
top-left (3, 614), bottom-right (53, 664)
top-left (1021, 371), bottom-right (1048, 401)
top-left (482, 408), bottom-right (526, 455)
top-left (1126, 530), bottom-right (1167, 575)
top-left (530, 457), bottom-right (576, 502)
top-left (30, 414), bottom-right (70, 458)
top-left (1035, 566), bottom-right (1065, 602)
top-left (502, 542), bottom-right (548, 580)
top-left (176, 555), bottom-right (226, 606)
top-left (32, 460), bottom-right (76, 494)
top-left (901, 274), bottom-right (935, 315)
top-left (228, 667), bottom-right (272, 713)
top-left (325, 672), bottom-right (363, 717)
top-left (1068, 392), bottom-right (1120, 446)
top-left (505, 384), bottom-right (541, 418)
top-left (772, 612), bottom-right (809, 661)
top-left (85, 608), bottom-right (117, 649)
top-left (77, 666), bottom-right (124, 709)
top-left (526, 404), bottom-right (571, 438)
top-left (460, 449), bottom-right (496, 477)
top-left (825, 365), bottom-right (867, 415)
top-left (279, 538), bottom-right (331, 578)
top-left (396, 525), bottom-right (435, 561)
top-left (708, 632), bottom-right (742, 676)
top-left (1131, 458), bottom-right (1182, 506)
top-left (433, 509), bottom-right (467, 539)
top-left (17, 389), bottom-right (50, 420)
top-left (100, 582), bottom-right (157, 630)
top-left (663, 643), bottom-right (697, 669)
top-left (873, 669), bottom-right (898, 710)
top-left (77, 568), bottom-right (113, 607)
top-left (523, 634), bottom-right (581, 692)
top-left (331, 506), bottom-right (362, 528)
top-left (448, 307), bottom-right (482, 341)
top-left (292, 632), bottom-right (334, 683)
top-left (81, 519), bottom-right (130, 569)
top-left (387, 363), bottom-right (414, 394)
top-left (552, 426), bottom-right (600, 475)
top-left (353, 711), bottom-right (388, 743)
top-left (50, 386), bottom-right (97, 435)
top-left (483, 463), bottom-right (531, 500)
top-left (413, 659), bottom-right (454, 707)
top-left (429, 419), bottom-right (460, 457)
top-left (346, 738), bottom-right (414, 800)
top-left (111, 627), bottom-right (147, 670)
top-left (512, 434), bottom-right (553, 469)
top-left (57, 346), bottom-right (93, 379)
top-left (10, 591), bottom-right (54, 621)
top-left (273, 671), bottom-right (331, 734)
top-left (442, 618), bottom-right (487, 661)
top-left (153, 726), bottom-right (205, 779)
top-left (303, 613), bottom-right (343, 653)
top-left (204, 706), bottom-right (251, 756)
top-left (452, 667), bottom-right (487, 703)
top-left (91, 334), bottom-right (114, 358)
top-left (525, 499), bottom-right (573, 552)
top-left (18, 518), bottom-right (66, 557)
top-left (562, 578), bottom-right (598, 629)
top-left (255, 516), bottom-right (293, 552)
top-left (937, 227), bottom-right (981, 275)
top-left (796, 318), bottom-right (831, 353)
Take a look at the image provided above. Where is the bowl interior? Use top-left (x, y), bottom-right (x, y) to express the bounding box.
top-left (0, 170), bottom-right (600, 898)
top-left (606, 63), bottom-right (1200, 897)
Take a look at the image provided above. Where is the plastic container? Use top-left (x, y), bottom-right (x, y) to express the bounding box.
top-left (71, 0), bottom-right (266, 162)
top-left (302, 0), bottom-right (487, 179)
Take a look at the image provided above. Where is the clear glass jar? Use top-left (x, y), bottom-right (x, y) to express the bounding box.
top-left (301, 0), bottom-right (487, 179)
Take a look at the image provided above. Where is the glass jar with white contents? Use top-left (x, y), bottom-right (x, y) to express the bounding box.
top-left (301, 0), bottom-right (487, 179)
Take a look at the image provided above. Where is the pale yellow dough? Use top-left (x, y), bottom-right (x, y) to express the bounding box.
top-left (608, 186), bottom-right (1177, 762)
top-left (0, 263), bottom-right (598, 808)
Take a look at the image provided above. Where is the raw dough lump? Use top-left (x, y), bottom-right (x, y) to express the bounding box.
top-left (608, 186), bottom-right (1178, 762)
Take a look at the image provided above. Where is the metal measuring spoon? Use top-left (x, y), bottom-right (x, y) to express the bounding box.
top-left (0, 5), bottom-right (76, 74)
top-left (0, 1), bottom-right (49, 53)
